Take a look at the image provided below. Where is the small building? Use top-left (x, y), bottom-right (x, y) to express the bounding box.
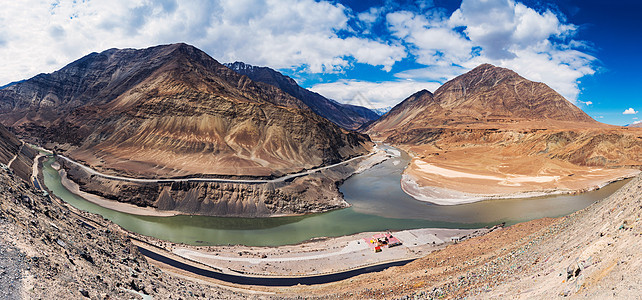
top-left (364, 232), bottom-right (403, 252)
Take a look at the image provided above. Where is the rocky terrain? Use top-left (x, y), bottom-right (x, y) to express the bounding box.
top-left (59, 150), bottom-right (371, 216)
top-left (1, 100), bottom-right (640, 298)
top-left (366, 64), bottom-right (642, 201)
top-left (0, 127), bottom-right (247, 299)
top-left (225, 62), bottom-right (379, 130)
top-left (0, 125), bottom-right (36, 182)
top-left (369, 64), bottom-right (595, 134)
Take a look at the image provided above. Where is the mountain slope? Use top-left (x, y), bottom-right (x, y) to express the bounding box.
top-left (0, 157), bottom-right (239, 298)
top-left (0, 44), bottom-right (370, 178)
top-left (369, 63), bottom-right (596, 136)
top-left (225, 62), bottom-right (379, 130)
top-left (0, 124), bottom-right (35, 182)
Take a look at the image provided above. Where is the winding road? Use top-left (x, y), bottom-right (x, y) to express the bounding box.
top-left (56, 151), bottom-right (373, 184)
top-left (137, 245), bottom-right (414, 286)
top-left (6, 141), bottom-right (24, 169)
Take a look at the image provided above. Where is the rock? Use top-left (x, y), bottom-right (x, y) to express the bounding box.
top-left (79, 289), bottom-right (89, 298)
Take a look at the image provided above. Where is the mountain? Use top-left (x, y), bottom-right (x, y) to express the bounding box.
top-left (225, 62), bottom-right (379, 129)
top-left (0, 43), bottom-right (370, 178)
top-left (371, 106), bottom-right (392, 116)
top-left (627, 121), bottom-right (642, 128)
top-left (366, 64), bottom-right (641, 202)
top-left (369, 63), bottom-right (596, 136)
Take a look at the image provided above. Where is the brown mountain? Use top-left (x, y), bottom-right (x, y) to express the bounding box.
top-left (369, 64), bottom-right (596, 137)
top-left (367, 64), bottom-right (641, 201)
top-left (224, 62), bottom-right (379, 130)
top-left (0, 43), bottom-right (370, 178)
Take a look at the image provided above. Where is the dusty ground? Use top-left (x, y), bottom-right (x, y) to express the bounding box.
top-left (401, 143), bottom-right (640, 205)
top-left (133, 227), bottom-right (490, 277)
top-left (0, 230), bottom-right (23, 300)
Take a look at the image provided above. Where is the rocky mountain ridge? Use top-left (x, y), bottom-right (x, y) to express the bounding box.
top-left (224, 61), bottom-right (379, 130)
top-left (366, 64), bottom-right (641, 170)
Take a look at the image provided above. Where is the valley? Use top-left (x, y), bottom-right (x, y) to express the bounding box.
top-left (0, 43), bottom-right (640, 299)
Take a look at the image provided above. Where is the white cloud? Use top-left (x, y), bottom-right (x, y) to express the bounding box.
top-left (0, 0), bottom-right (597, 110)
top-left (579, 100), bottom-right (592, 106)
top-left (382, 0), bottom-right (595, 103)
top-left (623, 108), bottom-right (638, 115)
top-left (310, 80), bottom-right (440, 109)
top-left (395, 64), bottom-right (466, 82)
top-left (0, 0), bottom-right (406, 85)
top-left (632, 120), bottom-right (642, 125)
top-left (450, 0), bottom-right (573, 59)
top-left (387, 11), bottom-right (472, 66)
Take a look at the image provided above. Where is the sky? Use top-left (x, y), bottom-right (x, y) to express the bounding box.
top-left (0, 0), bottom-right (640, 126)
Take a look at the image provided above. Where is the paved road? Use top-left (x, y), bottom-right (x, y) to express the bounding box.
top-left (138, 246), bottom-right (414, 286)
top-left (57, 152), bottom-right (372, 184)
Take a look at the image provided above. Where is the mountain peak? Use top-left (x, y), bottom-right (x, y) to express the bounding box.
top-left (225, 61), bottom-right (258, 72)
top-left (368, 64), bottom-right (596, 135)
top-left (412, 89), bottom-right (433, 97)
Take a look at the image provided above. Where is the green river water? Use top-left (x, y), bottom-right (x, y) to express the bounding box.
top-left (41, 146), bottom-right (628, 246)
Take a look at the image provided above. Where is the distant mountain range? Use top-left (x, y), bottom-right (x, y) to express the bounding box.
top-left (224, 62), bottom-right (379, 129)
top-left (371, 106), bottom-right (393, 116)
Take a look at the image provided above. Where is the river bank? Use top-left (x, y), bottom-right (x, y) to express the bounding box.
top-left (38, 142), bottom-right (632, 247)
top-left (401, 171), bottom-right (639, 206)
top-left (275, 173), bottom-right (642, 299)
top-left (397, 143), bottom-right (641, 205)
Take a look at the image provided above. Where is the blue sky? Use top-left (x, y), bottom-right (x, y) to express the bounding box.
top-left (0, 0), bottom-right (639, 125)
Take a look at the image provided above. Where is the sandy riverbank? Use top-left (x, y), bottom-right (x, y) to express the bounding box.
top-left (55, 162), bottom-right (182, 217)
top-left (132, 226), bottom-right (493, 278)
top-left (398, 144), bottom-right (641, 205)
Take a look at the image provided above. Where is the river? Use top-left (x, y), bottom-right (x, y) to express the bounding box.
top-left (41, 146), bottom-right (628, 246)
